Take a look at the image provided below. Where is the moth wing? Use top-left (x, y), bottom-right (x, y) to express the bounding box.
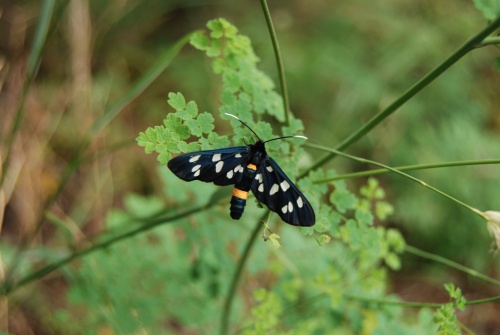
top-left (167, 146), bottom-right (251, 186)
top-left (251, 157), bottom-right (315, 226)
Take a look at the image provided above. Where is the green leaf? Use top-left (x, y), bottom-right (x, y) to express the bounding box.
top-left (472, 0), bottom-right (500, 20)
top-left (219, 18), bottom-right (238, 37)
top-left (376, 202), bottom-right (394, 220)
top-left (207, 19), bottom-right (224, 38)
top-left (223, 70), bottom-right (240, 93)
top-left (176, 100), bottom-right (198, 120)
top-left (206, 39), bottom-right (221, 57)
top-left (355, 207), bottom-right (374, 226)
top-left (187, 142), bottom-right (201, 151)
top-left (384, 252), bottom-right (401, 270)
top-left (434, 304), bottom-right (461, 335)
top-left (197, 112), bottom-right (215, 134)
top-left (330, 186), bottom-right (357, 213)
top-left (185, 118), bottom-right (202, 137)
top-left (157, 151), bottom-right (171, 165)
top-left (177, 141), bottom-right (188, 152)
top-left (190, 32), bottom-right (209, 50)
top-left (282, 117), bottom-right (305, 136)
top-left (145, 127), bottom-right (157, 143)
top-left (164, 114), bottom-right (190, 139)
top-left (167, 92), bottom-right (186, 110)
top-left (212, 58), bottom-right (225, 74)
top-left (496, 57), bottom-right (500, 73)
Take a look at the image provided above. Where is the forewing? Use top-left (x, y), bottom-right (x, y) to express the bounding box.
top-left (167, 146), bottom-right (250, 186)
top-left (251, 157), bottom-right (315, 226)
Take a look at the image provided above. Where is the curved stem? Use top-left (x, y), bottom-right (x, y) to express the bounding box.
top-left (220, 213), bottom-right (266, 335)
top-left (219, 3), bottom-right (293, 332)
top-left (1, 203), bottom-right (212, 296)
top-left (405, 245), bottom-right (500, 287)
top-left (305, 143), bottom-right (487, 221)
top-left (313, 159), bottom-right (500, 183)
top-left (344, 293), bottom-right (500, 308)
top-left (3, 32), bottom-right (194, 285)
top-left (301, 18), bottom-right (500, 177)
top-left (259, 0), bottom-right (291, 127)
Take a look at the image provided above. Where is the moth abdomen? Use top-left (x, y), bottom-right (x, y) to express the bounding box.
top-left (229, 188), bottom-right (248, 220)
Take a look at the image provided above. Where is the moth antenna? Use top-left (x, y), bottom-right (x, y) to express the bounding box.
top-left (263, 135), bottom-right (308, 144)
top-left (224, 113), bottom-right (308, 144)
top-left (224, 113), bottom-right (262, 142)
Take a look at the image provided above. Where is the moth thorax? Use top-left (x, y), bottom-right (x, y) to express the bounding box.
top-left (250, 150), bottom-right (266, 166)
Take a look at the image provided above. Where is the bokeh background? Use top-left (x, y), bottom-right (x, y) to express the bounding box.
top-left (1, 0), bottom-right (499, 334)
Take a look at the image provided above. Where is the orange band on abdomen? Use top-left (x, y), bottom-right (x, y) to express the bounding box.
top-left (247, 163), bottom-right (257, 171)
top-left (232, 188), bottom-right (249, 200)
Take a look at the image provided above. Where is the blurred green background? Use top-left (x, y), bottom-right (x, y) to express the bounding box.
top-left (1, 0), bottom-right (499, 334)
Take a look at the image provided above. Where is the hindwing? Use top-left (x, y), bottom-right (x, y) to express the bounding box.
top-left (167, 146), bottom-right (251, 186)
top-left (250, 157), bottom-right (315, 227)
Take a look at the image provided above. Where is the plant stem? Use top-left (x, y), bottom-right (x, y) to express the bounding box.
top-left (219, 2), bottom-right (292, 332)
top-left (476, 36), bottom-right (500, 48)
top-left (3, 32), bottom-right (195, 285)
top-left (344, 294), bottom-right (442, 308)
top-left (259, 0), bottom-right (291, 127)
top-left (301, 18), bottom-right (500, 177)
top-left (220, 213), bottom-right (266, 335)
top-left (1, 203), bottom-right (212, 296)
top-left (344, 293), bottom-right (500, 308)
top-left (313, 159), bottom-right (500, 183)
top-left (305, 143), bottom-right (487, 221)
top-left (405, 245), bottom-right (500, 287)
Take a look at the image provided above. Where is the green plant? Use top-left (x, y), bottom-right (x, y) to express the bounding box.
top-left (1, 1), bottom-right (500, 334)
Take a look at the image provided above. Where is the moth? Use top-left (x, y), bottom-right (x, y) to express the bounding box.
top-left (167, 113), bottom-right (315, 227)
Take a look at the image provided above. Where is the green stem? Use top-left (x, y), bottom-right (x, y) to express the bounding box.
top-left (1, 203), bottom-right (211, 296)
top-left (220, 213), bottom-right (266, 335)
top-left (305, 143), bottom-right (487, 221)
top-left (344, 293), bottom-right (500, 308)
top-left (457, 320), bottom-right (476, 335)
top-left (476, 36), bottom-right (500, 48)
top-left (259, 0), bottom-right (291, 127)
top-left (344, 294), bottom-right (442, 308)
top-left (405, 245), bottom-right (500, 287)
top-left (219, 3), bottom-right (293, 332)
top-left (1, 0), bottom-right (56, 188)
top-left (301, 18), bottom-right (500, 177)
top-left (313, 159), bottom-right (500, 183)
top-left (4, 32), bottom-right (194, 284)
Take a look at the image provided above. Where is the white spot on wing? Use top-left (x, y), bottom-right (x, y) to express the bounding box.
top-left (235, 153), bottom-right (242, 158)
top-left (194, 170), bottom-right (201, 177)
top-left (227, 170), bottom-right (234, 179)
top-left (212, 153), bottom-right (221, 162)
top-left (255, 173), bottom-right (263, 183)
top-left (270, 184), bottom-right (279, 195)
top-left (280, 181), bottom-right (290, 192)
top-left (234, 165), bottom-right (244, 173)
top-left (189, 155), bottom-right (201, 163)
top-left (288, 202), bottom-right (293, 212)
top-left (281, 205), bottom-right (288, 213)
top-left (266, 166), bottom-right (273, 172)
top-left (192, 165), bottom-right (201, 172)
top-left (215, 161), bottom-right (224, 173)
top-left (258, 184), bottom-right (264, 192)
top-left (297, 197), bottom-right (304, 208)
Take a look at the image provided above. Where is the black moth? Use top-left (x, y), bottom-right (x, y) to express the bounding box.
top-left (167, 113), bottom-right (315, 227)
